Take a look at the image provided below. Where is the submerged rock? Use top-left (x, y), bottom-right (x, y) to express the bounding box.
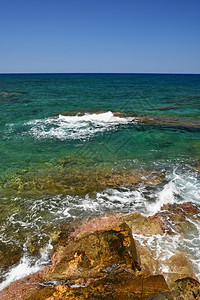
top-left (1, 167), bottom-right (165, 197)
top-left (0, 244), bottom-right (23, 273)
top-left (50, 109), bottom-right (107, 116)
top-left (115, 111), bottom-right (200, 130)
top-left (50, 109), bottom-right (200, 131)
top-left (138, 114), bottom-right (200, 130)
top-left (0, 90), bottom-right (28, 103)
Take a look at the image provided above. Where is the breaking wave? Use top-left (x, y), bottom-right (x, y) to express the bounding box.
top-left (0, 165), bottom-right (200, 290)
top-left (0, 239), bottom-right (52, 291)
top-left (24, 111), bottom-right (135, 140)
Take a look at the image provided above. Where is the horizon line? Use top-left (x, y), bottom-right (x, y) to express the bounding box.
top-left (0, 72), bottom-right (200, 75)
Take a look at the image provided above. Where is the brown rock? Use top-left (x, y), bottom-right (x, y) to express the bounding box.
top-left (69, 212), bottom-right (165, 242)
top-left (163, 252), bottom-right (196, 288)
top-left (136, 241), bottom-right (161, 275)
top-left (1, 205), bottom-right (200, 299)
top-left (45, 223), bottom-right (141, 285)
top-left (174, 277), bottom-right (200, 299)
top-left (29, 274), bottom-right (169, 299)
top-left (25, 222), bottom-right (170, 299)
top-left (190, 160), bottom-right (200, 172)
top-left (123, 213), bottom-right (165, 235)
top-left (0, 269), bottom-right (46, 300)
top-left (161, 202), bottom-right (200, 216)
top-left (2, 166), bottom-right (165, 197)
top-left (148, 277), bottom-right (200, 299)
top-left (151, 202), bottom-right (200, 235)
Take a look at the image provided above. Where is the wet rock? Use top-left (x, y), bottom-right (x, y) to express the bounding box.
top-left (39, 274), bottom-right (169, 299)
top-left (163, 252), bottom-right (196, 289)
top-left (0, 221), bottom-right (169, 299)
top-left (1, 204), bottom-right (200, 299)
top-left (173, 277), bottom-right (200, 299)
top-left (68, 212), bottom-right (165, 242)
top-left (153, 202), bottom-right (200, 235)
top-left (123, 213), bottom-right (165, 235)
top-left (0, 269), bottom-right (46, 300)
top-left (139, 115), bottom-right (200, 130)
top-left (191, 159), bottom-right (200, 172)
top-left (114, 111), bottom-right (200, 130)
top-left (113, 111), bottom-right (139, 118)
top-left (50, 109), bottom-right (200, 131)
top-left (45, 223), bottom-right (141, 285)
top-left (50, 109), bottom-right (108, 117)
top-left (0, 244), bottom-right (23, 273)
top-left (162, 202), bottom-right (200, 215)
top-left (1, 167), bottom-right (165, 197)
top-left (136, 241), bottom-right (161, 275)
top-left (148, 277), bottom-right (200, 300)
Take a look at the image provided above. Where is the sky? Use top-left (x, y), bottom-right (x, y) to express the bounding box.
top-left (0, 0), bottom-right (200, 73)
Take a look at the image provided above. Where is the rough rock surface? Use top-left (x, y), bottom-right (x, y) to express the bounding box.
top-left (0, 203), bottom-right (200, 299)
top-left (151, 202), bottom-right (200, 235)
top-left (148, 277), bottom-right (200, 299)
top-left (45, 223), bottom-right (141, 284)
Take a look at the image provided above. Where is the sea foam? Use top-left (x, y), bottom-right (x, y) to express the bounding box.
top-left (25, 111), bottom-right (135, 140)
top-left (0, 166), bottom-right (200, 289)
top-left (0, 239), bottom-right (52, 291)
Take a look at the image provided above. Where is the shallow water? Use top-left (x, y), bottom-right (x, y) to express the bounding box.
top-left (0, 73), bottom-right (200, 289)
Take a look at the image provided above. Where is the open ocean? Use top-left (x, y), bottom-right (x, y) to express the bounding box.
top-left (0, 73), bottom-right (200, 289)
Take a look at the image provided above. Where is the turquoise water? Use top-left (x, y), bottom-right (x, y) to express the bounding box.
top-left (0, 74), bottom-right (200, 174)
top-left (0, 74), bottom-right (200, 288)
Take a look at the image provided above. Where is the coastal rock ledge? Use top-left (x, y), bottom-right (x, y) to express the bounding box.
top-left (1, 203), bottom-right (200, 299)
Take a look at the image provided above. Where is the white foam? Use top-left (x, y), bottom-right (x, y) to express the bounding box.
top-left (170, 167), bottom-right (200, 203)
top-left (24, 111), bottom-right (135, 140)
top-left (0, 239), bottom-right (52, 291)
top-left (145, 181), bottom-right (178, 216)
top-left (1, 166), bottom-right (200, 287)
top-left (133, 233), bottom-right (184, 275)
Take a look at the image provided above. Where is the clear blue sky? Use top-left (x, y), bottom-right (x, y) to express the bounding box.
top-left (1, 0), bottom-right (200, 73)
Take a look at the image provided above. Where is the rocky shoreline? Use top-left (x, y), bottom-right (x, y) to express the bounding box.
top-left (1, 202), bottom-right (200, 299)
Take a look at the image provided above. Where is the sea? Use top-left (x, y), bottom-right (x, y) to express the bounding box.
top-left (0, 73), bottom-right (200, 290)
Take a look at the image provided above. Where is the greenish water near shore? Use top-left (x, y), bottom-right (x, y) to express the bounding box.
top-left (0, 74), bottom-right (200, 287)
top-left (0, 74), bottom-right (200, 178)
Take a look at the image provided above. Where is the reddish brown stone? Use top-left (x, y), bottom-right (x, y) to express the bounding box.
top-left (0, 269), bottom-right (47, 300)
top-left (1, 203), bottom-right (200, 299)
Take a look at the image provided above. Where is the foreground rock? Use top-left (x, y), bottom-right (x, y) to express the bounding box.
top-left (0, 223), bottom-right (169, 299)
top-left (1, 202), bottom-right (200, 299)
top-left (148, 277), bottom-right (200, 300)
